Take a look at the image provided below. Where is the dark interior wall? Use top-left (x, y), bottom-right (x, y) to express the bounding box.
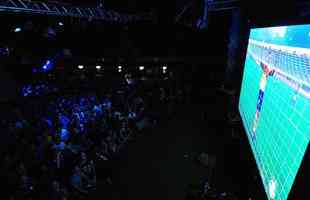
top-left (241, 0), bottom-right (298, 27)
top-left (188, 11), bottom-right (232, 103)
top-left (0, 63), bottom-right (19, 101)
top-left (0, 11), bottom-right (231, 59)
top-left (0, 8), bottom-right (231, 101)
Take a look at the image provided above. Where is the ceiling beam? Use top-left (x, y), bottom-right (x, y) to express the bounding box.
top-left (208, 0), bottom-right (240, 12)
top-left (0, 0), bottom-right (153, 23)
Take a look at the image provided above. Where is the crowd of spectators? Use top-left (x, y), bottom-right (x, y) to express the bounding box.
top-left (22, 83), bottom-right (58, 97)
top-left (186, 180), bottom-right (238, 200)
top-left (1, 80), bottom-right (158, 200)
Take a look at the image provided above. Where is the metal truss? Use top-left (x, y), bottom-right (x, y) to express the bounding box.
top-left (208, 0), bottom-right (240, 12)
top-left (0, 0), bottom-right (152, 23)
top-left (175, 0), bottom-right (240, 28)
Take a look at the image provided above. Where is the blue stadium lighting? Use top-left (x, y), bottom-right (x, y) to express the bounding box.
top-left (14, 27), bottom-right (21, 32)
top-left (42, 60), bottom-right (53, 72)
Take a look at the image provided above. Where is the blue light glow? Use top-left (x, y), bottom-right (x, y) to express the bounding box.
top-left (42, 60), bottom-right (53, 72)
top-left (14, 27), bottom-right (21, 32)
top-left (58, 22), bottom-right (64, 26)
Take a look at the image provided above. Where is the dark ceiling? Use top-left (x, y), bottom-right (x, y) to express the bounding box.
top-left (1, 0), bottom-right (308, 63)
top-left (35, 0), bottom-right (307, 27)
top-left (43, 0), bottom-right (175, 13)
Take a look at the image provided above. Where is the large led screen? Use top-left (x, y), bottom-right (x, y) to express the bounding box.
top-left (239, 25), bottom-right (310, 200)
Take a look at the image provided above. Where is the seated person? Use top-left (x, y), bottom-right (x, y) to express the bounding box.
top-left (116, 129), bottom-right (126, 145)
top-left (79, 152), bottom-right (96, 189)
top-left (120, 120), bottom-right (131, 139)
top-left (58, 113), bottom-right (70, 129)
top-left (16, 162), bottom-right (35, 199)
top-left (59, 128), bottom-right (70, 142)
top-left (52, 134), bottom-right (66, 151)
top-left (96, 139), bottom-right (110, 160)
top-left (71, 166), bottom-right (88, 194)
top-left (67, 128), bottom-right (80, 147)
top-left (93, 104), bottom-right (102, 117)
top-left (128, 111), bottom-right (136, 119)
top-left (106, 135), bottom-right (117, 154)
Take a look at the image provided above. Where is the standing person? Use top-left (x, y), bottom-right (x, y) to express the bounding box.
top-left (252, 63), bottom-right (275, 139)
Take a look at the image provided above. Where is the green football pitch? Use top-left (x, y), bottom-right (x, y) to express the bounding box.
top-left (239, 54), bottom-right (310, 200)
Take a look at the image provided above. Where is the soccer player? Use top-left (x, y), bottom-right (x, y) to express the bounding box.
top-left (252, 63), bottom-right (275, 139)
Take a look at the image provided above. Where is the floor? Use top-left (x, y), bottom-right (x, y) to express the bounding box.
top-left (96, 91), bottom-right (262, 200)
top-left (113, 109), bottom-right (212, 200)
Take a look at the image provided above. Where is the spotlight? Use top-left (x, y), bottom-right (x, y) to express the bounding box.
top-left (139, 66), bottom-right (145, 71)
top-left (78, 65), bottom-right (84, 69)
top-left (42, 60), bottom-right (52, 71)
top-left (14, 27), bottom-right (22, 32)
top-left (118, 66), bottom-right (122, 69)
top-left (118, 69), bottom-right (122, 72)
top-left (58, 22), bottom-right (64, 26)
top-left (96, 65), bottom-right (101, 70)
top-left (162, 66), bottom-right (167, 70)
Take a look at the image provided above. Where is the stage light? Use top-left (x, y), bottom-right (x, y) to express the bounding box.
top-left (162, 66), bottom-right (167, 70)
top-left (58, 22), bottom-right (64, 26)
top-left (139, 66), bottom-right (145, 71)
top-left (42, 60), bottom-right (52, 72)
top-left (96, 65), bottom-right (101, 69)
top-left (14, 27), bottom-right (21, 32)
top-left (118, 66), bottom-right (122, 69)
top-left (118, 69), bottom-right (122, 72)
top-left (78, 65), bottom-right (84, 69)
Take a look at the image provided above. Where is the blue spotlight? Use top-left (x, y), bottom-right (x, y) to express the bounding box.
top-left (42, 60), bottom-right (53, 72)
top-left (14, 27), bottom-right (22, 32)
